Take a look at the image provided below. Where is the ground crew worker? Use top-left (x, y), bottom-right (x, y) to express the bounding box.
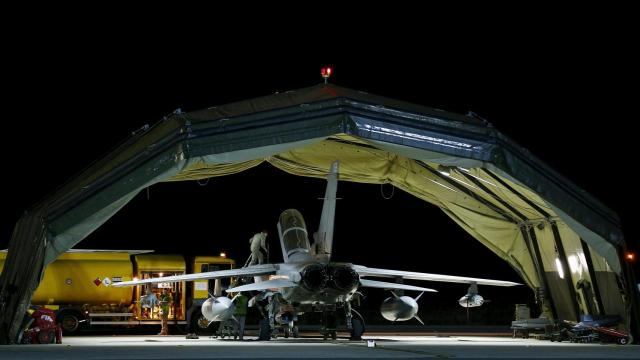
top-left (233, 292), bottom-right (248, 340)
top-left (158, 288), bottom-right (172, 336)
top-left (249, 230), bottom-right (268, 265)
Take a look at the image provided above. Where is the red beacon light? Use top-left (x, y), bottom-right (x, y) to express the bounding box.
top-left (321, 67), bottom-right (332, 83)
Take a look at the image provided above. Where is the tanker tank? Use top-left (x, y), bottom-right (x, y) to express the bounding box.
top-left (0, 251), bottom-right (134, 306)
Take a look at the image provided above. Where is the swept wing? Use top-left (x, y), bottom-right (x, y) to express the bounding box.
top-left (111, 263), bottom-right (278, 287)
top-left (353, 265), bottom-right (520, 287)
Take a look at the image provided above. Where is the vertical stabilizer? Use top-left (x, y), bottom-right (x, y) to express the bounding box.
top-left (315, 160), bottom-right (339, 261)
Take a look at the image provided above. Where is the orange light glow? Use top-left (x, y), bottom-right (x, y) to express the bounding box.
top-left (626, 252), bottom-right (635, 261)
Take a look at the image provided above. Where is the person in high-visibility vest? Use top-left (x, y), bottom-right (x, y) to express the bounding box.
top-left (158, 289), bottom-right (173, 336)
top-left (233, 292), bottom-right (248, 340)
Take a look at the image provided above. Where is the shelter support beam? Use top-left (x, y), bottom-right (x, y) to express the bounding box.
top-left (421, 163), bottom-right (558, 317)
top-left (417, 162), bottom-right (518, 224)
top-left (579, 239), bottom-right (604, 316)
top-left (482, 169), bottom-right (583, 320)
top-left (421, 162), bottom-right (561, 318)
top-left (523, 226), bottom-right (558, 319)
top-left (619, 245), bottom-right (640, 344)
top-left (0, 212), bottom-right (48, 344)
top-left (549, 222), bottom-right (581, 320)
top-left (461, 171), bottom-right (570, 320)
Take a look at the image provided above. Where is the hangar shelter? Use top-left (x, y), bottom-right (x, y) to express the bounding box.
top-left (1, 84), bottom-right (637, 343)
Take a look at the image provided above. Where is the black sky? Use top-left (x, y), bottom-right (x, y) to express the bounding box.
top-left (1, 12), bottom-right (637, 317)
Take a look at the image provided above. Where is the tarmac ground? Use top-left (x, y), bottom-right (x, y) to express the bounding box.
top-left (1, 331), bottom-right (638, 360)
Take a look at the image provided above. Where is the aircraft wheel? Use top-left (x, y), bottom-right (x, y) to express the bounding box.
top-left (292, 326), bottom-right (299, 338)
top-left (258, 319), bottom-right (271, 341)
top-left (350, 311), bottom-right (365, 340)
top-left (284, 328), bottom-right (290, 338)
top-left (331, 330), bottom-right (337, 340)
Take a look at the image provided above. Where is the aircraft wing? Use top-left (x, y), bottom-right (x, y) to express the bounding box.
top-left (359, 279), bottom-right (437, 292)
top-left (111, 264), bottom-right (278, 287)
top-left (225, 278), bottom-right (297, 293)
top-left (353, 265), bottom-right (520, 287)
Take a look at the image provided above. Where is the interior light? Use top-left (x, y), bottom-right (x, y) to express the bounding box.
top-left (220, 252), bottom-right (227, 258)
top-left (555, 258), bottom-right (565, 279)
top-left (567, 255), bottom-right (581, 274)
top-left (159, 273), bottom-right (163, 277)
top-left (626, 252), bottom-right (636, 261)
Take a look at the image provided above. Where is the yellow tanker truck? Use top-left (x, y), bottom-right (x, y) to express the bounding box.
top-left (0, 250), bottom-right (235, 334)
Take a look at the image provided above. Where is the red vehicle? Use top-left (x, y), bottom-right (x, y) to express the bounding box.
top-left (22, 308), bottom-right (62, 344)
top-left (551, 315), bottom-right (631, 345)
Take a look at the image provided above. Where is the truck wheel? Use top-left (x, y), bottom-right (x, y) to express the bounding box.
top-left (190, 310), bottom-right (218, 335)
top-left (59, 313), bottom-right (81, 334)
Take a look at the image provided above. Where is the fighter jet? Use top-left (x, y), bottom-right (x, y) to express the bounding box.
top-left (113, 161), bottom-right (520, 340)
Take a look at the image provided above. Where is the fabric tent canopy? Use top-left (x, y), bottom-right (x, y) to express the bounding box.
top-left (1, 84), bottom-right (637, 343)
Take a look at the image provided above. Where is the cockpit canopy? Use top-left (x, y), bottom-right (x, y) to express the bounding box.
top-left (277, 209), bottom-right (311, 260)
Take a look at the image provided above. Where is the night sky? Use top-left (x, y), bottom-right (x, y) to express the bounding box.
top-left (1, 15), bottom-right (637, 323)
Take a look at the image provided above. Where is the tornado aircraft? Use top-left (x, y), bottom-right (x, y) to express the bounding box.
top-left (113, 161), bottom-right (520, 340)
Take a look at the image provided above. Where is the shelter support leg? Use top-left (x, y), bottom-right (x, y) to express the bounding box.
top-left (619, 245), bottom-right (640, 344)
top-left (550, 222), bottom-right (581, 321)
top-left (0, 213), bottom-right (48, 344)
top-left (524, 226), bottom-right (558, 320)
top-left (580, 239), bottom-right (605, 316)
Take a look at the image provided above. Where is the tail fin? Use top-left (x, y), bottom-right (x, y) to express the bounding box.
top-left (314, 160), bottom-right (339, 261)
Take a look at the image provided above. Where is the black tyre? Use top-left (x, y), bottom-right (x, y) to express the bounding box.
top-left (259, 319), bottom-right (271, 341)
top-left (331, 330), bottom-right (337, 340)
top-left (292, 326), bottom-right (299, 338)
top-left (37, 330), bottom-right (55, 344)
top-left (350, 311), bottom-right (365, 340)
top-left (58, 312), bottom-right (81, 335)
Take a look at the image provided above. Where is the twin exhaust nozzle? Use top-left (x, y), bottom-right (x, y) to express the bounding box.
top-left (300, 264), bottom-right (359, 292)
